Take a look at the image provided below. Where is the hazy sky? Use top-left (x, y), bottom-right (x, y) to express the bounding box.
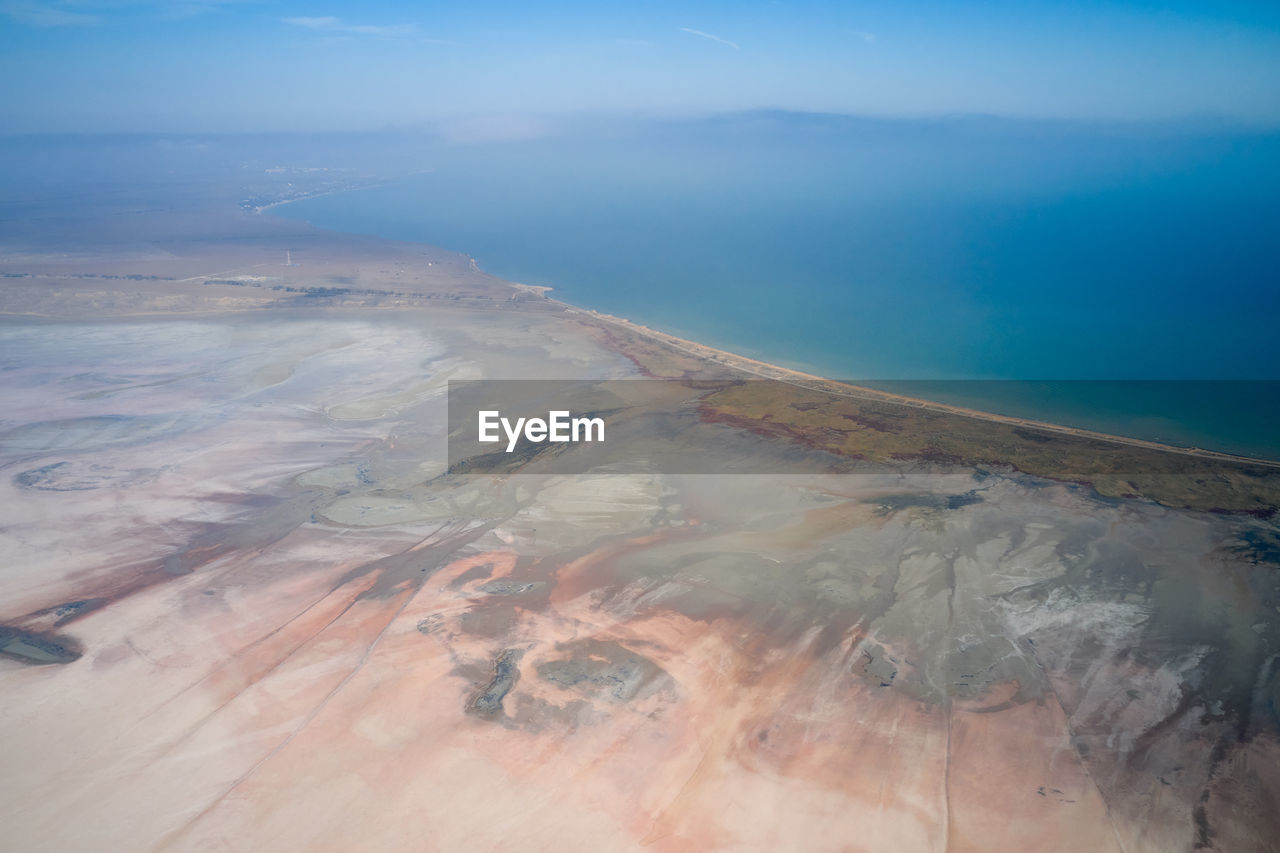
top-left (3, 0), bottom-right (1280, 132)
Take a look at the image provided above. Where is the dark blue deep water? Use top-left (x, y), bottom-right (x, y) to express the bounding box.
top-left (279, 114), bottom-right (1280, 459)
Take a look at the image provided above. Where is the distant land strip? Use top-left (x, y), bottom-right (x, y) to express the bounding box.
top-left (3, 199), bottom-right (1275, 513)
top-left (564, 305), bottom-right (1280, 470)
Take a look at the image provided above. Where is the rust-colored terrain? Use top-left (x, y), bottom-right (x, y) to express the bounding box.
top-left (1, 187), bottom-right (1278, 852)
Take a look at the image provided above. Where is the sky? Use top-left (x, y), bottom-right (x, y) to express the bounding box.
top-left (2, 0), bottom-right (1280, 132)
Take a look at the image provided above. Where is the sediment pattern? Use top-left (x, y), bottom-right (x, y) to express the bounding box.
top-left (0, 242), bottom-right (1276, 851)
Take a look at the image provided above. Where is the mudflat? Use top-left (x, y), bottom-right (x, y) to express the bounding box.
top-left (1, 192), bottom-right (1277, 852)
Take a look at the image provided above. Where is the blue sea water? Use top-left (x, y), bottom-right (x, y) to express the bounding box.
top-left (278, 114), bottom-right (1280, 459)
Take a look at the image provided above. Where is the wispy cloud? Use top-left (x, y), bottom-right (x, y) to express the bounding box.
top-left (284, 15), bottom-right (417, 39)
top-left (679, 27), bottom-right (739, 50)
top-left (1, 1), bottom-right (101, 27)
top-left (2, 0), bottom-right (268, 27)
top-left (849, 30), bottom-right (876, 43)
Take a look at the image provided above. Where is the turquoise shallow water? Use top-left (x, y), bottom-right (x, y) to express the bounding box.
top-left (278, 116), bottom-right (1280, 460)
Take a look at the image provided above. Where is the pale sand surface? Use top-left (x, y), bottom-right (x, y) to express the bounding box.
top-left (1, 193), bottom-right (1277, 850)
top-left (1, 299), bottom-right (1276, 852)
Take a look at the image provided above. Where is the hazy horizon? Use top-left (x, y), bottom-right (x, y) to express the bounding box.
top-left (3, 0), bottom-right (1280, 133)
top-left (4, 106), bottom-right (1278, 139)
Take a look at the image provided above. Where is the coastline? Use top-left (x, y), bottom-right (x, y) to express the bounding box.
top-left (247, 170), bottom-right (434, 215)
top-left (7, 232), bottom-right (1277, 853)
top-left (568, 306), bottom-right (1280, 469)
top-left (263, 193), bottom-right (1280, 469)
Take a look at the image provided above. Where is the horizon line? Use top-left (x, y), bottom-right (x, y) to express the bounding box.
top-left (2, 108), bottom-right (1278, 139)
